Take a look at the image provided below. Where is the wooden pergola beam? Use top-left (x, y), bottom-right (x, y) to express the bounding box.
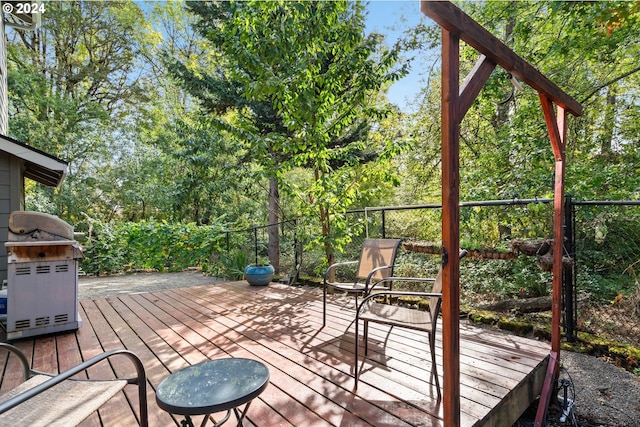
top-left (460, 55), bottom-right (496, 118)
top-left (421, 1), bottom-right (583, 117)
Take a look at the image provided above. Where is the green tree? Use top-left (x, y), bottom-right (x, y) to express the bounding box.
top-left (6, 0), bottom-right (153, 223)
top-left (165, 1), bottom-right (295, 270)
top-left (170, 0), bottom-right (407, 268)
top-left (404, 1), bottom-right (640, 205)
top-left (471, 1), bottom-right (640, 201)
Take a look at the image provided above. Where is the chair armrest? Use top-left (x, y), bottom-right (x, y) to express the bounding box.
top-left (356, 288), bottom-right (444, 336)
top-left (358, 280), bottom-right (442, 315)
top-left (363, 264), bottom-right (397, 284)
top-left (323, 260), bottom-right (358, 283)
top-left (371, 276), bottom-right (436, 285)
top-left (360, 276), bottom-right (438, 300)
top-left (361, 290), bottom-right (442, 304)
top-left (0, 347), bottom-right (147, 416)
top-left (365, 274), bottom-right (435, 293)
top-left (0, 343), bottom-right (32, 381)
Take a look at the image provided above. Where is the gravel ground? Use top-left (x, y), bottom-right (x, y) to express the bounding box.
top-left (560, 351), bottom-right (640, 426)
top-left (515, 350), bottom-right (640, 426)
top-left (79, 272), bottom-right (640, 426)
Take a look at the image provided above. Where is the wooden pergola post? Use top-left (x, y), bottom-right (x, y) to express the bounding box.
top-left (420, 2), bottom-right (583, 425)
top-left (440, 27), bottom-right (461, 424)
top-left (534, 97), bottom-right (569, 426)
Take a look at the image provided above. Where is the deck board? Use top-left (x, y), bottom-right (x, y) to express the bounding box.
top-left (0, 281), bottom-right (550, 427)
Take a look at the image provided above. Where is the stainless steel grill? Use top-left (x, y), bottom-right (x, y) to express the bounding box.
top-left (4, 211), bottom-right (83, 339)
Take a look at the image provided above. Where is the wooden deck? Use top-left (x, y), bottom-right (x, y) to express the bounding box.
top-left (0, 281), bottom-right (550, 427)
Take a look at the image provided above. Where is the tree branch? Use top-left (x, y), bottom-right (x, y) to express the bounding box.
top-left (580, 64), bottom-right (640, 104)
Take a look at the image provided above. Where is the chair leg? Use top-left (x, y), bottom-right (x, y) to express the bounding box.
top-left (355, 319), bottom-right (369, 389)
top-left (323, 283), bottom-right (327, 326)
top-left (429, 335), bottom-right (441, 398)
top-left (354, 314), bottom-right (360, 388)
top-left (363, 320), bottom-right (369, 355)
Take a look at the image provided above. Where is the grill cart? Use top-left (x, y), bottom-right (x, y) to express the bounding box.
top-left (4, 211), bottom-right (83, 339)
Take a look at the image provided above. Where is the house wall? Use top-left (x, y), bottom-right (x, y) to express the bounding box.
top-left (0, 153), bottom-right (8, 283)
top-left (0, 153), bottom-right (22, 284)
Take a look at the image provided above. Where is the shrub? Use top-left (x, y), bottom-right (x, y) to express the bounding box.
top-left (216, 250), bottom-right (250, 280)
top-left (81, 219), bottom-right (226, 275)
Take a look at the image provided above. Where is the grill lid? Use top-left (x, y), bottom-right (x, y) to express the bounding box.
top-left (8, 211), bottom-right (74, 241)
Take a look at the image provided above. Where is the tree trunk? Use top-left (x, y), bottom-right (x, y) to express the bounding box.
top-left (491, 7), bottom-right (516, 130)
top-left (267, 177), bottom-right (280, 273)
top-left (321, 204), bottom-right (335, 282)
top-left (314, 167), bottom-right (335, 280)
top-left (601, 84), bottom-right (617, 155)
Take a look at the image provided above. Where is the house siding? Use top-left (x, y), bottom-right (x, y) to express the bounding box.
top-left (1, 16), bottom-right (10, 282)
top-left (0, 154), bottom-right (10, 283)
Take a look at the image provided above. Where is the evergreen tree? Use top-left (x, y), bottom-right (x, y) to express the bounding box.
top-left (166, 0), bottom-right (407, 268)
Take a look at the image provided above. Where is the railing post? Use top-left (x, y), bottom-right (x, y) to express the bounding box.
top-left (294, 219), bottom-right (299, 273)
top-left (253, 227), bottom-right (258, 265)
top-left (564, 194), bottom-right (576, 342)
top-left (381, 209), bottom-right (386, 238)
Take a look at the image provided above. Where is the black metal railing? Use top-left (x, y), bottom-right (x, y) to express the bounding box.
top-left (223, 197), bottom-right (640, 345)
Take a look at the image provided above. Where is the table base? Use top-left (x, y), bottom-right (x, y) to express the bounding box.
top-left (180, 401), bottom-right (254, 427)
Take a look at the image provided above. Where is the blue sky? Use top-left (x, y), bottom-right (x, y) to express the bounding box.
top-left (365, 1), bottom-right (432, 112)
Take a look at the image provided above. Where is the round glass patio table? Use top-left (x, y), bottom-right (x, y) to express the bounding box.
top-left (156, 358), bottom-right (270, 427)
